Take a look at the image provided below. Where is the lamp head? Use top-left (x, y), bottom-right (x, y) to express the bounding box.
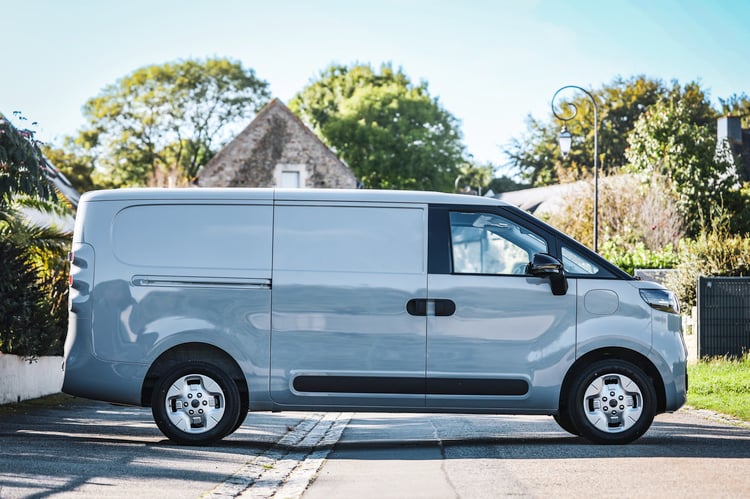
top-left (558, 126), bottom-right (572, 159)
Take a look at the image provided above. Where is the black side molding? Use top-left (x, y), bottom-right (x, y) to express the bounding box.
top-left (293, 375), bottom-right (529, 396)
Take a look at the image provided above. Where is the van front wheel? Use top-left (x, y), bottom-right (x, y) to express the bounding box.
top-left (567, 359), bottom-right (656, 445)
top-left (553, 410), bottom-right (580, 436)
top-left (151, 362), bottom-right (241, 445)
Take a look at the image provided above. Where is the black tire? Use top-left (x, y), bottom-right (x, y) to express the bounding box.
top-left (151, 361), bottom-right (241, 445)
top-left (230, 394), bottom-right (249, 434)
top-left (553, 410), bottom-right (580, 436)
top-left (567, 359), bottom-right (656, 445)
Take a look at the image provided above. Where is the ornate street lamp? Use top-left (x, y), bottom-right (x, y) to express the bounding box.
top-left (551, 85), bottom-right (599, 252)
top-left (557, 126), bottom-right (572, 158)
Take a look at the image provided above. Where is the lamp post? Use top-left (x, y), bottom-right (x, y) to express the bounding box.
top-left (551, 85), bottom-right (599, 252)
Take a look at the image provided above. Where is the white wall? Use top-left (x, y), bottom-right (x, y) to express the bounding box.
top-left (0, 354), bottom-right (63, 405)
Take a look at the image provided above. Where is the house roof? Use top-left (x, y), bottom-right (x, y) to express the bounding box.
top-left (496, 182), bottom-right (579, 214)
top-left (195, 98), bottom-right (352, 186)
top-left (496, 175), bottom-right (631, 215)
top-left (43, 157), bottom-right (80, 208)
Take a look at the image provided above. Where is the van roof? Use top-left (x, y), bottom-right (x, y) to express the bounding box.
top-left (80, 188), bottom-right (512, 207)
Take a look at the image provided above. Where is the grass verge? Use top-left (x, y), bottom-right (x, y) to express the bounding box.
top-left (687, 353), bottom-right (750, 422)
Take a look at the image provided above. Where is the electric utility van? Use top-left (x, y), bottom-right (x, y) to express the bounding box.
top-left (62, 188), bottom-right (687, 445)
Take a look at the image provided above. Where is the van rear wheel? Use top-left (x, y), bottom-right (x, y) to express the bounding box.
top-left (567, 359), bottom-right (656, 445)
top-left (151, 361), bottom-right (241, 445)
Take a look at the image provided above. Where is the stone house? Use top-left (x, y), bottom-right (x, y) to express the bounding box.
top-left (196, 99), bottom-right (357, 189)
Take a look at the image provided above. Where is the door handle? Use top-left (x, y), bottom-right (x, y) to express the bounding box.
top-left (406, 298), bottom-right (428, 316)
top-left (434, 299), bottom-right (456, 317)
top-left (406, 299), bottom-right (456, 317)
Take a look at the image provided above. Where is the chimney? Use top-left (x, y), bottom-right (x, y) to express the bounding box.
top-left (717, 116), bottom-right (750, 180)
top-left (717, 116), bottom-right (742, 146)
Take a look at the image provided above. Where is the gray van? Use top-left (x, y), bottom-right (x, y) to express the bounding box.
top-left (62, 188), bottom-right (687, 445)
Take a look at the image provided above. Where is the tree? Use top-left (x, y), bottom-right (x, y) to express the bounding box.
top-left (42, 140), bottom-right (97, 193)
top-left (0, 112), bottom-right (53, 206)
top-left (0, 113), bottom-right (71, 357)
top-left (719, 93), bottom-right (750, 129)
top-left (506, 75), bottom-right (669, 186)
top-left (455, 162), bottom-right (494, 195)
top-left (78, 58), bottom-right (270, 186)
top-left (626, 84), bottom-right (737, 236)
top-left (487, 175), bottom-right (529, 194)
top-left (0, 196), bottom-right (71, 357)
top-left (289, 63), bottom-right (466, 191)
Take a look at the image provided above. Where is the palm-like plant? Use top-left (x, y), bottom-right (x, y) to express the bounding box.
top-left (1, 112), bottom-right (72, 358)
top-left (0, 195), bottom-right (72, 358)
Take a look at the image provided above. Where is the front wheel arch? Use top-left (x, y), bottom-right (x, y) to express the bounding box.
top-left (559, 348), bottom-right (666, 417)
top-left (566, 359), bottom-right (657, 444)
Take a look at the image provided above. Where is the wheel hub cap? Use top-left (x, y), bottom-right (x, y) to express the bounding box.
top-left (583, 373), bottom-right (643, 433)
top-left (165, 374), bottom-right (226, 434)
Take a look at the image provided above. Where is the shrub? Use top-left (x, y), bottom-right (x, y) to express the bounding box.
top-left (0, 197), bottom-right (70, 359)
top-left (0, 113), bottom-right (70, 359)
top-left (666, 219), bottom-right (750, 309)
top-left (542, 174), bottom-right (685, 252)
top-left (600, 240), bottom-right (679, 276)
top-left (0, 237), bottom-right (61, 358)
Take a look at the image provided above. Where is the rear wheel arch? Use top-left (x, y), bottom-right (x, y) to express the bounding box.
top-left (141, 342), bottom-right (248, 410)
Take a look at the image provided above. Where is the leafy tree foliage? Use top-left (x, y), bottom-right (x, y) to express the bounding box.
top-left (0, 113), bottom-right (72, 357)
top-left (78, 58), bottom-right (270, 186)
top-left (0, 196), bottom-right (71, 358)
top-left (626, 84), bottom-right (737, 236)
top-left (487, 175), bottom-right (529, 194)
top-left (506, 76), bottom-right (669, 186)
top-left (666, 215), bottom-right (750, 308)
top-left (289, 63), bottom-right (465, 191)
top-left (0, 235), bottom-right (57, 357)
top-left (455, 162), bottom-right (495, 195)
top-left (43, 140), bottom-right (97, 193)
top-left (718, 92), bottom-right (750, 129)
top-left (0, 112), bottom-right (53, 206)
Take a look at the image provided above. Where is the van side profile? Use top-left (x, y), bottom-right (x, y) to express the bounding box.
top-left (62, 188), bottom-right (687, 445)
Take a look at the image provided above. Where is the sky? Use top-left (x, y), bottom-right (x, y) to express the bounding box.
top-left (3, 0), bottom-right (750, 173)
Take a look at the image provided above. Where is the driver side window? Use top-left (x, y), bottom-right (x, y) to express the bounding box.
top-left (449, 212), bottom-right (547, 275)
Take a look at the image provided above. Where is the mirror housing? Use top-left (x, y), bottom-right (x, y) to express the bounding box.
top-left (528, 253), bottom-right (568, 296)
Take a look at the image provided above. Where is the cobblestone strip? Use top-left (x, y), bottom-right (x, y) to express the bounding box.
top-left (205, 413), bottom-right (324, 498)
top-left (205, 412), bottom-right (351, 499)
top-left (269, 412), bottom-right (352, 499)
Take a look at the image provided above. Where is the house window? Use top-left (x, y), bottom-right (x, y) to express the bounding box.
top-left (274, 163), bottom-right (307, 188)
top-left (280, 171), bottom-right (301, 188)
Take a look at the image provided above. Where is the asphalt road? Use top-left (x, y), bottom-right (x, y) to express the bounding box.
top-left (1, 395), bottom-right (749, 498)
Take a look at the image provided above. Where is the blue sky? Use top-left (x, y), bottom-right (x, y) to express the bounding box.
top-left (2, 0), bottom-right (749, 171)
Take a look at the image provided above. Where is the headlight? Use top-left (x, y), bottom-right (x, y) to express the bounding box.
top-left (640, 289), bottom-right (680, 314)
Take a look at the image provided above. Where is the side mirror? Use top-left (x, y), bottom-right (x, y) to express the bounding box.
top-left (528, 253), bottom-right (568, 296)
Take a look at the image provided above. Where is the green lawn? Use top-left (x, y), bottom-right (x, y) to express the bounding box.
top-left (687, 354), bottom-right (750, 422)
